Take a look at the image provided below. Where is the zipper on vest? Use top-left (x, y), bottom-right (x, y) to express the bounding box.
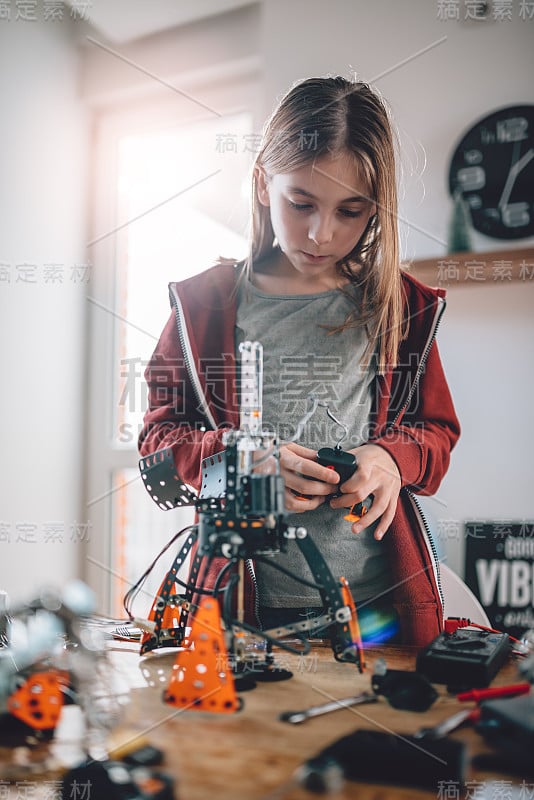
top-left (392, 295), bottom-right (446, 426)
top-left (405, 489), bottom-right (444, 611)
top-left (245, 558), bottom-right (262, 628)
top-left (168, 283), bottom-right (217, 431)
top-left (390, 295), bottom-right (446, 613)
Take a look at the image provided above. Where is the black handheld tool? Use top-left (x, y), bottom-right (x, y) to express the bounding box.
top-left (294, 728), bottom-right (467, 793)
top-left (316, 446), bottom-right (374, 523)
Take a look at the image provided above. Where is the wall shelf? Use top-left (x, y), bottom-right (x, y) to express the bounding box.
top-left (406, 246), bottom-right (534, 287)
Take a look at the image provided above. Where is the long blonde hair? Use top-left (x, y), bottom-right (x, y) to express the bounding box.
top-left (245, 77), bottom-right (405, 372)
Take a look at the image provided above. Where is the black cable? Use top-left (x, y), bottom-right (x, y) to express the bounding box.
top-left (171, 542), bottom-right (326, 601)
top-left (123, 524), bottom-right (197, 619)
top-left (169, 573), bottom-right (222, 597)
top-left (223, 572), bottom-right (240, 629)
top-left (132, 556), bottom-right (235, 617)
top-left (126, 533), bottom-right (235, 622)
top-left (172, 553), bottom-right (241, 599)
top-left (213, 558), bottom-right (239, 596)
top-left (254, 555), bottom-right (325, 591)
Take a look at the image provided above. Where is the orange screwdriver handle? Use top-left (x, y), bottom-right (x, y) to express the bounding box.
top-left (345, 494), bottom-right (374, 523)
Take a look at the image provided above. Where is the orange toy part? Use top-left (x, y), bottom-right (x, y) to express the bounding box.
top-left (340, 576), bottom-right (365, 672)
top-left (7, 671), bottom-right (64, 730)
top-left (141, 576), bottom-right (187, 651)
top-left (164, 596), bottom-right (239, 714)
top-left (344, 495), bottom-right (373, 523)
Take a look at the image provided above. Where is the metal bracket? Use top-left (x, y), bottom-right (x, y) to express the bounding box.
top-left (139, 447), bottom-right (197, 510)
top-left (200, 450), bottom-right (226, 499)
top-left (295, 532), bottom-right (361, 666)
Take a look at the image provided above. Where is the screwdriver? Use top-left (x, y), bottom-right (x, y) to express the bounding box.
top-left (279, 690), bottom-right (377, 724)
top-left (413, 684), bottom-right (532, 740)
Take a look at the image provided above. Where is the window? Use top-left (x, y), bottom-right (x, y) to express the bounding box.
top-left (86, 79), bottom-right (258, 617)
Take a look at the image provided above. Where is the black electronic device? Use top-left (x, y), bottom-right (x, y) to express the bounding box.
top-left (295, 728), bottom-right (467, 793)
top-left (123, 745), bottom-right (165, 767)
top-left (317, 446), bottom-right (357, 491)
top-left (475, 693), bottom-right (534, 778)
top-left (371, 663), bottom-right (438, 711)
top-left (291, 445), bottom-right (355, 502)
top-left (416, 628), bottom-right (511, 689)
top-left (60, 759), bottom-right (175, 800)
top-left (316, 446), bottom-right (374, 522)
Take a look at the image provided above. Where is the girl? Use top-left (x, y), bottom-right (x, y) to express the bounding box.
top-left (139, 77), bottom-right (460, 646)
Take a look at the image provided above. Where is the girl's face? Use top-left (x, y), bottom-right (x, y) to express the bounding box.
top-left (256, 151), bottom-right (376, 285)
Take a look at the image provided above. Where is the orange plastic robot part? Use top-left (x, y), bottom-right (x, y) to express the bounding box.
top-left (339, 576), bottom-right (365, 672)
top-left (141, 576), bottom-right (186, 652)
top-left (7, 671), bottom-right (64, 730)
top-left (164, 596), bottom-right (239, 714)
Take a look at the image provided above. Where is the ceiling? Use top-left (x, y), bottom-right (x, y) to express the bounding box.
top-left (65, 0), bottom-right (256, 43)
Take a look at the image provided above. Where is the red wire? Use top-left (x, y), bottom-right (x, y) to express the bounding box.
top-left (444, 617), bottom-right (521, 644)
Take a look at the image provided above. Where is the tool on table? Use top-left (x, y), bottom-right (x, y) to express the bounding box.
top-left (294, 728), bottom-right (467, 793)
top-left (279, 690), bottom-right (376, 724)
top-left (412, 683), bottom-right (531, 741)
top-left (371, 658), bottom-right (438, 711)
top-left (457, 682), bottom-right (531, 702)
top-left (60, 758), bottom-right (175, 800)
top-left (416, 627), bottom-right (511, 689)
top-left (413, 707), bottom-right (480, 740)
top-left (474, 691), bottom-right (534, 779)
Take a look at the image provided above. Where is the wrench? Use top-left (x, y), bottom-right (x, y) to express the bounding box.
top-left (413, 706), bottom-right (480, 740)
top-left (279, 690), bottom-right (377, 724)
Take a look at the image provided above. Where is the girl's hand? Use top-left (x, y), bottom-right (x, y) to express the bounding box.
top-left (277, 443), bottom-right (340, 512)
top-left (329, 444), bottom-right (401, 539)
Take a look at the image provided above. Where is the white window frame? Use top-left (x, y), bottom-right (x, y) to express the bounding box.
top-left (84, 71), bottom-right (261, 613)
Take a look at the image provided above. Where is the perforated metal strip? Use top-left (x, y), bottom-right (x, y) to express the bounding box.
top-left (200, 450), bottom-right (226, 498)
top-left (139, 447), bottom-right (197, 509)
top-left (140, 529), bottom-right (198, 655)
top-left (182, 547), bottom-right (206, 640)
top-left (262, 611), bottom-right (334, 640)
top-left (295, 533), bottom-right (356, 663)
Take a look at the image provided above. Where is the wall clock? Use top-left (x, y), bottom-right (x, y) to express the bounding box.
top-left (448, 104), bottom-right (534, 240)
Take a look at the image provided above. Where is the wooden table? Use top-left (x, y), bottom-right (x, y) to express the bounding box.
top-left (0, 640), bottom-right (530, 799)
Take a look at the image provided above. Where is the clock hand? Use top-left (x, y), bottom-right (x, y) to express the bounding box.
top-left (498, 146), bottom-right (534, 210)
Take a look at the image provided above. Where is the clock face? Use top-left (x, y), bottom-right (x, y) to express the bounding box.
top-left (448, 104), bottom-right (534, 240)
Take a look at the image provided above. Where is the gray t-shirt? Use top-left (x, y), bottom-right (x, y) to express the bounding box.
top-left (236, 279), bottom-right (392, 606)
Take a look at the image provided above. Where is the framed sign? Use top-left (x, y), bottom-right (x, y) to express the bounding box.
top-left (464, 521), bottom-right (534, 640)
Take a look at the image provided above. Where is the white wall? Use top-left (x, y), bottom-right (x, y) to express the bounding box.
top-left (0, 10), bottom-right (89, 604)
top-left (260, 0), bottom-right (534, 259)
top-left (259, 0), bottom-right (534, 575)
top-left (435, 280), bottom-right (534, 573)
